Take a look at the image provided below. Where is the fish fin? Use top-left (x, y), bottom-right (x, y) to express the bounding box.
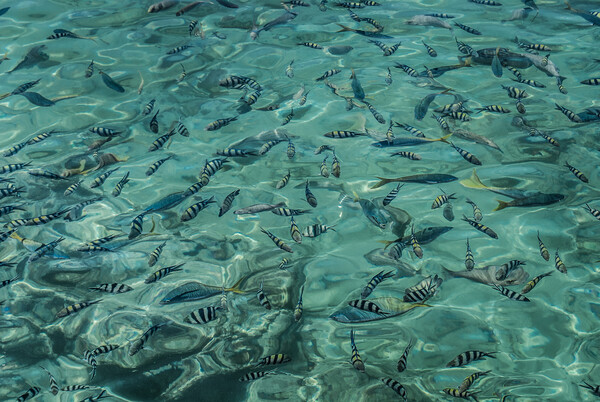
top-left (226, 276), bottom-right (247, 294)
top-left (336, 23), bottom-right (352, 33)
top-left (377, 239), bottom-right (394, 249)
top-left (493, 200), bottom-right (509, 211)
top-left (460, 169), bottom-right (488, 189)
top-left (371, 177), bottom-right (391, 189)
top-left (352, 191), bottom-right (360, 202)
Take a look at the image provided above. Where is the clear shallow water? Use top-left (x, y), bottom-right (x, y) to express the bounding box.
top-left (1, 0), bottom-right (600, 401)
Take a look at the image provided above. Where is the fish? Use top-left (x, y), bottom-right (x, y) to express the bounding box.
top-left (371, 174), bottom-right (457, 189)
top-left (148, 0), bottom-right (177, 12)
top-left (8, 45), bottom-right (49, 74)
top-left (218, 189), bottom-right (240, 217)
top-left (234, 202), bottom-right (286, 215)
top-left (294, 286), bottom-right (304, 321)
top-left (494, 193), bottom-right (564, 211)
top-left (129, 322), bottom-right (169, 356)
top-left (184, 306), bottom-right (220, 324)
top-left (349, 69), bottom-right (365, 100)
top-left (56, 299), bottom-right (102, 318)
top-left (160, 277), bottom-right (245, 304)
top-left (405, 15), bottom-right (453, 30)
top-left (414, 90), bottom-right (451, 120)
top-left (26, 209), bottom-right (69, 226)
top-left (555, 104), bottom-right (582, 123)
top-left (90, 167), bottom-right (119, 188)
top-left (239, 372), bottom-right (272, 382)
top-left (371, 133), bottom-right (452, 148)
top-left (305, 181), bottom-right (318, 208)
top-left (350, 192), bottom-right (388, 229)
top-left (385, 67), bottom-right (392, 85)
top-left (450, 142), bottom-right (482, 165)
top-left (584, 204), bottom-right (600, 221)
top-left (361, 270), bottom-right (394, 299)
top-left (181, 197), bottom-right (216, 222)
top-left (149, 110), bottom-right (160, 133)
top-left (403, 275), bottom-right (442, 302)
top-left (396, 339), bottom-right (414, 372)
top-left (454, 22), bottom-right (482, 35)
top-left (350, 329), bottom-right (365, 372)
top-left (580, 381), bottom-right (600, 399)
top-left (19, 91), bottom-right (55, 107)
top-left (40, 366), bottom-right (59, 395)
top-left (83, 350), bottom-right (97, 380)
top-left (257, 353), bottom-right (291, 366)
top-left (422, 41), bottom-right (437, 57)
top-left (89, 283), bottom-right (133, 294)
top-left (495, 260), bottom-right (526, 281)
top-left (148, 241), bottom-right (167, 267)
top-left (460, 169), bottom-right (543, 200)
top-left (452, 128), bottom-right (502, 152)
top-left (336, 24), bottom-right (393, 38)
top-left (302, 223), bottom-right (335, 238)
top-left (290, 216), bottom-right (302, 243)
top-left (462, 215), bottom-right (498, 239)
top-left (257, 281), bottom-right (272, 309)
top-left (465, 239), bottom-right (475, 270)
top-left (555, 250), bottom-right (567, 274)
top-left (16, 387), bottom-right (41, 402)
top-left (443, 388), bottom-right (477, 399)
top-left (382, 184), bottom-right (403, 206)
top-left (521, 271), bottom-right (552, 294)
top-left (251, 11), bottom-right (298, 40)
top-left (176, 1), bottom-right (207, 16)
top-left (260, 227), bottom-right (293, 253)
top-left (565, 2), bottom-right (600, 26)
top-left (129, 213), bottom-right (146, 239)
top-left (564, 161), bottom-right (588, 183)
top-left (447, 350), bottom-right (496, 367)
top-left (410, 225), bottom-right (423, 259)
top-left (98, 70), bottom-right (125, 93)
top-left (381, 378), bottom-right (407, 400)
top-left (459, 370), bottom-right (491, 392)
top-left (493, 284), bottom-right (530, 302)
top-left (112, 171), bottom-right (130, 197)
top-left (146, 155), bottom-right (173, 176)
top-left (432, 192), bottom-right (456, 209)
top-left (331, 153), bottom-right (341, 177)
top-left (320, 156), bottom-right (330, 178)
top-left (28, 237), bottom-right (65, 263)
top-left (491, 47), bottom-right (503, 77)
top-left (348, 299), bottom-right (388, 315)
top-left (205, 117), bottom-right (237, 131)
top-left (316, 69), bottom-right (341, 81)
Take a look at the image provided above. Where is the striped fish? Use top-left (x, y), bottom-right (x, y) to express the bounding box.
top-left (276, 170), bottom-right (291, 189)
top-left (89, 127), bottom-right (120, 137)
top-left (28, 236), bottom-right (65, 263)
top-left (184, 306), bottom-right (219, 324)
top-left (404, 275), bottom-right (442, 303)
top-left (521, 271), bottom-right (552, 294)
top-left (0, 161), bottom-right (32, 174)
top-left (564, 161), bottom-right (588, 183)
top-left (537, 231), bottom-right (550, 261)
top-left (493, 284), bottom-right (530, 302)
top-left (85, 60), bottom-right (94, 78)
top-left (3, 141), bottom-right (28, 157)
top-left (26, 208), bottom-right (69, 225)
top-left (422, 41), bottom-right (437, 57)
top-left (129, 213), bottom-right (146, 239)
top-left (16, 387), bottom-right (40, 402)
top-left (145, 263), bottom-right (185, 283)
top-left (350, 329), bottom-right (365, 372)
top-left (348, 299), bottom-right (388, 315)
top-left (239, 372), bottom-right (272, 382)
top-left (281, 108), bottom-right (294, 125)
top-left (64, 180), bottom-right (83, 196)
top-left (148, 129), bottom-right (176, 152)
top-left (61, 385), bottom-right (91, 391)
top-left (396, 339), bottom-right (414, 372)
top-left (431, 114), bottom-right (450, 131)
top-left (260, 227), bottom-right (293, 253)
top-left (83, 350), bottom-right (97, 380)
top-left (584, 204), bottom-right (600, 221)
top-left (555, 103), bottom-right (582, 123)
top-left (391, 151), bottom-right (421, 160)
top-left (443, 388), bottom-right (476, 399)
top-left (146, 155), bottom-right (173, 176)
top-left (459, 370), bottom-right (491, 392)
top-left (148, 241), bottom-right (167, 267)
top-left (90, 167), bottom-right (119, 188)
top-left (305, 181), bottom-right (318, 207)
top-left (89, 283), bottom-right (133, 294)
top-left (324, 130), bottom-right (366, 138)
top-left (450, 142), bottom-right (482, 165)
top-left (111, 171), bottom-right (130, 197)
top-left (56, 299), bottom-right (102, 318)
top-left (0, 276), bottom-right (19, 289)
top-left (502, 85), bottom-right (528, 99)
top-left (381, 378), bottom-right (407, 400)
top-left (257, 353), bottom-right (291, 366)
top-left (92, 344), bottom-right (120, 356)
top-left (129, 322), bottom-right (169, 356)
top-left (219, 189), bottom-right (240, 217)
top-left (315, 68), bottom-right (341, 81)
top-left (287, 139), bottom-right (296, 158)
top-left (555, 250), bottom-right (567, 274)
top-left (320, 156), bottom-right (330, 178)
top-left (40, 366), bottom-right (59, 395)
top-left (454, 22), bottom-right (481, 35)
top-left (294, 286), bottom-right (303, 321)
top-left (257, 281), bottom-right (272, 310)
top-left (331, 153), bottom-right (341, 178)
top-left (142, 99), bottom-right (155, 115)
top-left (446, 350), bottom-right (496, 367)
top-left (258, 139), bottom-right (284, 155)
top-left (302, 224), bottom-right (335, 238)
top-left (271, 207), bottom-right (310, 216)
top-left (580, 381), bottom-right (600, 397)
top-left (394, 63), bottom-right (419, 77)
top-left (462, 215), bottom-right (498, 239)
top-left (149, 110), bottom-right (160, 133)
top-left (361, 270), bottom-right (394, 299)
top-left (279, 258), bottom-right (291, 270)
top-left (432, 192), bottom-right (456, 209)
top-left (181, 196), bottom-right (216, 221)
top-left (290, 216), bottom-right (302, 244)
top-left (176, 120), bottom-right (189, 137)
top-left (410, 224), bottom-right (423, 259)
top-left (466, 198), bottom-right (482, 221)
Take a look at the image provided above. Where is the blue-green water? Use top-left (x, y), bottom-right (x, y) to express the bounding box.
top-left (1, 0), bottom-right (600, 401)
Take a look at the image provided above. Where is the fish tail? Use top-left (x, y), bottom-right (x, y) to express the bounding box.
top-left (352, 191), bottom-right (360, 202)
top-left (226, 276), bottom-right (247, 294)
top-left (412, 303), bottom-right (432, 308)
top-left (10, 232), bottom-right (23, 242)
top-left (438, 133), bottom-right (453, 143)
top-left (493, 200), bottom-right (509, 211)
top-left (336, 23), bottom-right (353, 33)
top-left (564, 1), bottom-right (573, 11)
top-left (0, 93), bottom-right (10, 100)
top-left (370, 177), bottom-right (393, 189)
top-left (460, 169), bottom-right (488, 189)
top-left (377, 239), bottom-right (394, 249)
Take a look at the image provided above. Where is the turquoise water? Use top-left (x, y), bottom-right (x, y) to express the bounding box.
top-left (1, 0), bottom-right (600, 400)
